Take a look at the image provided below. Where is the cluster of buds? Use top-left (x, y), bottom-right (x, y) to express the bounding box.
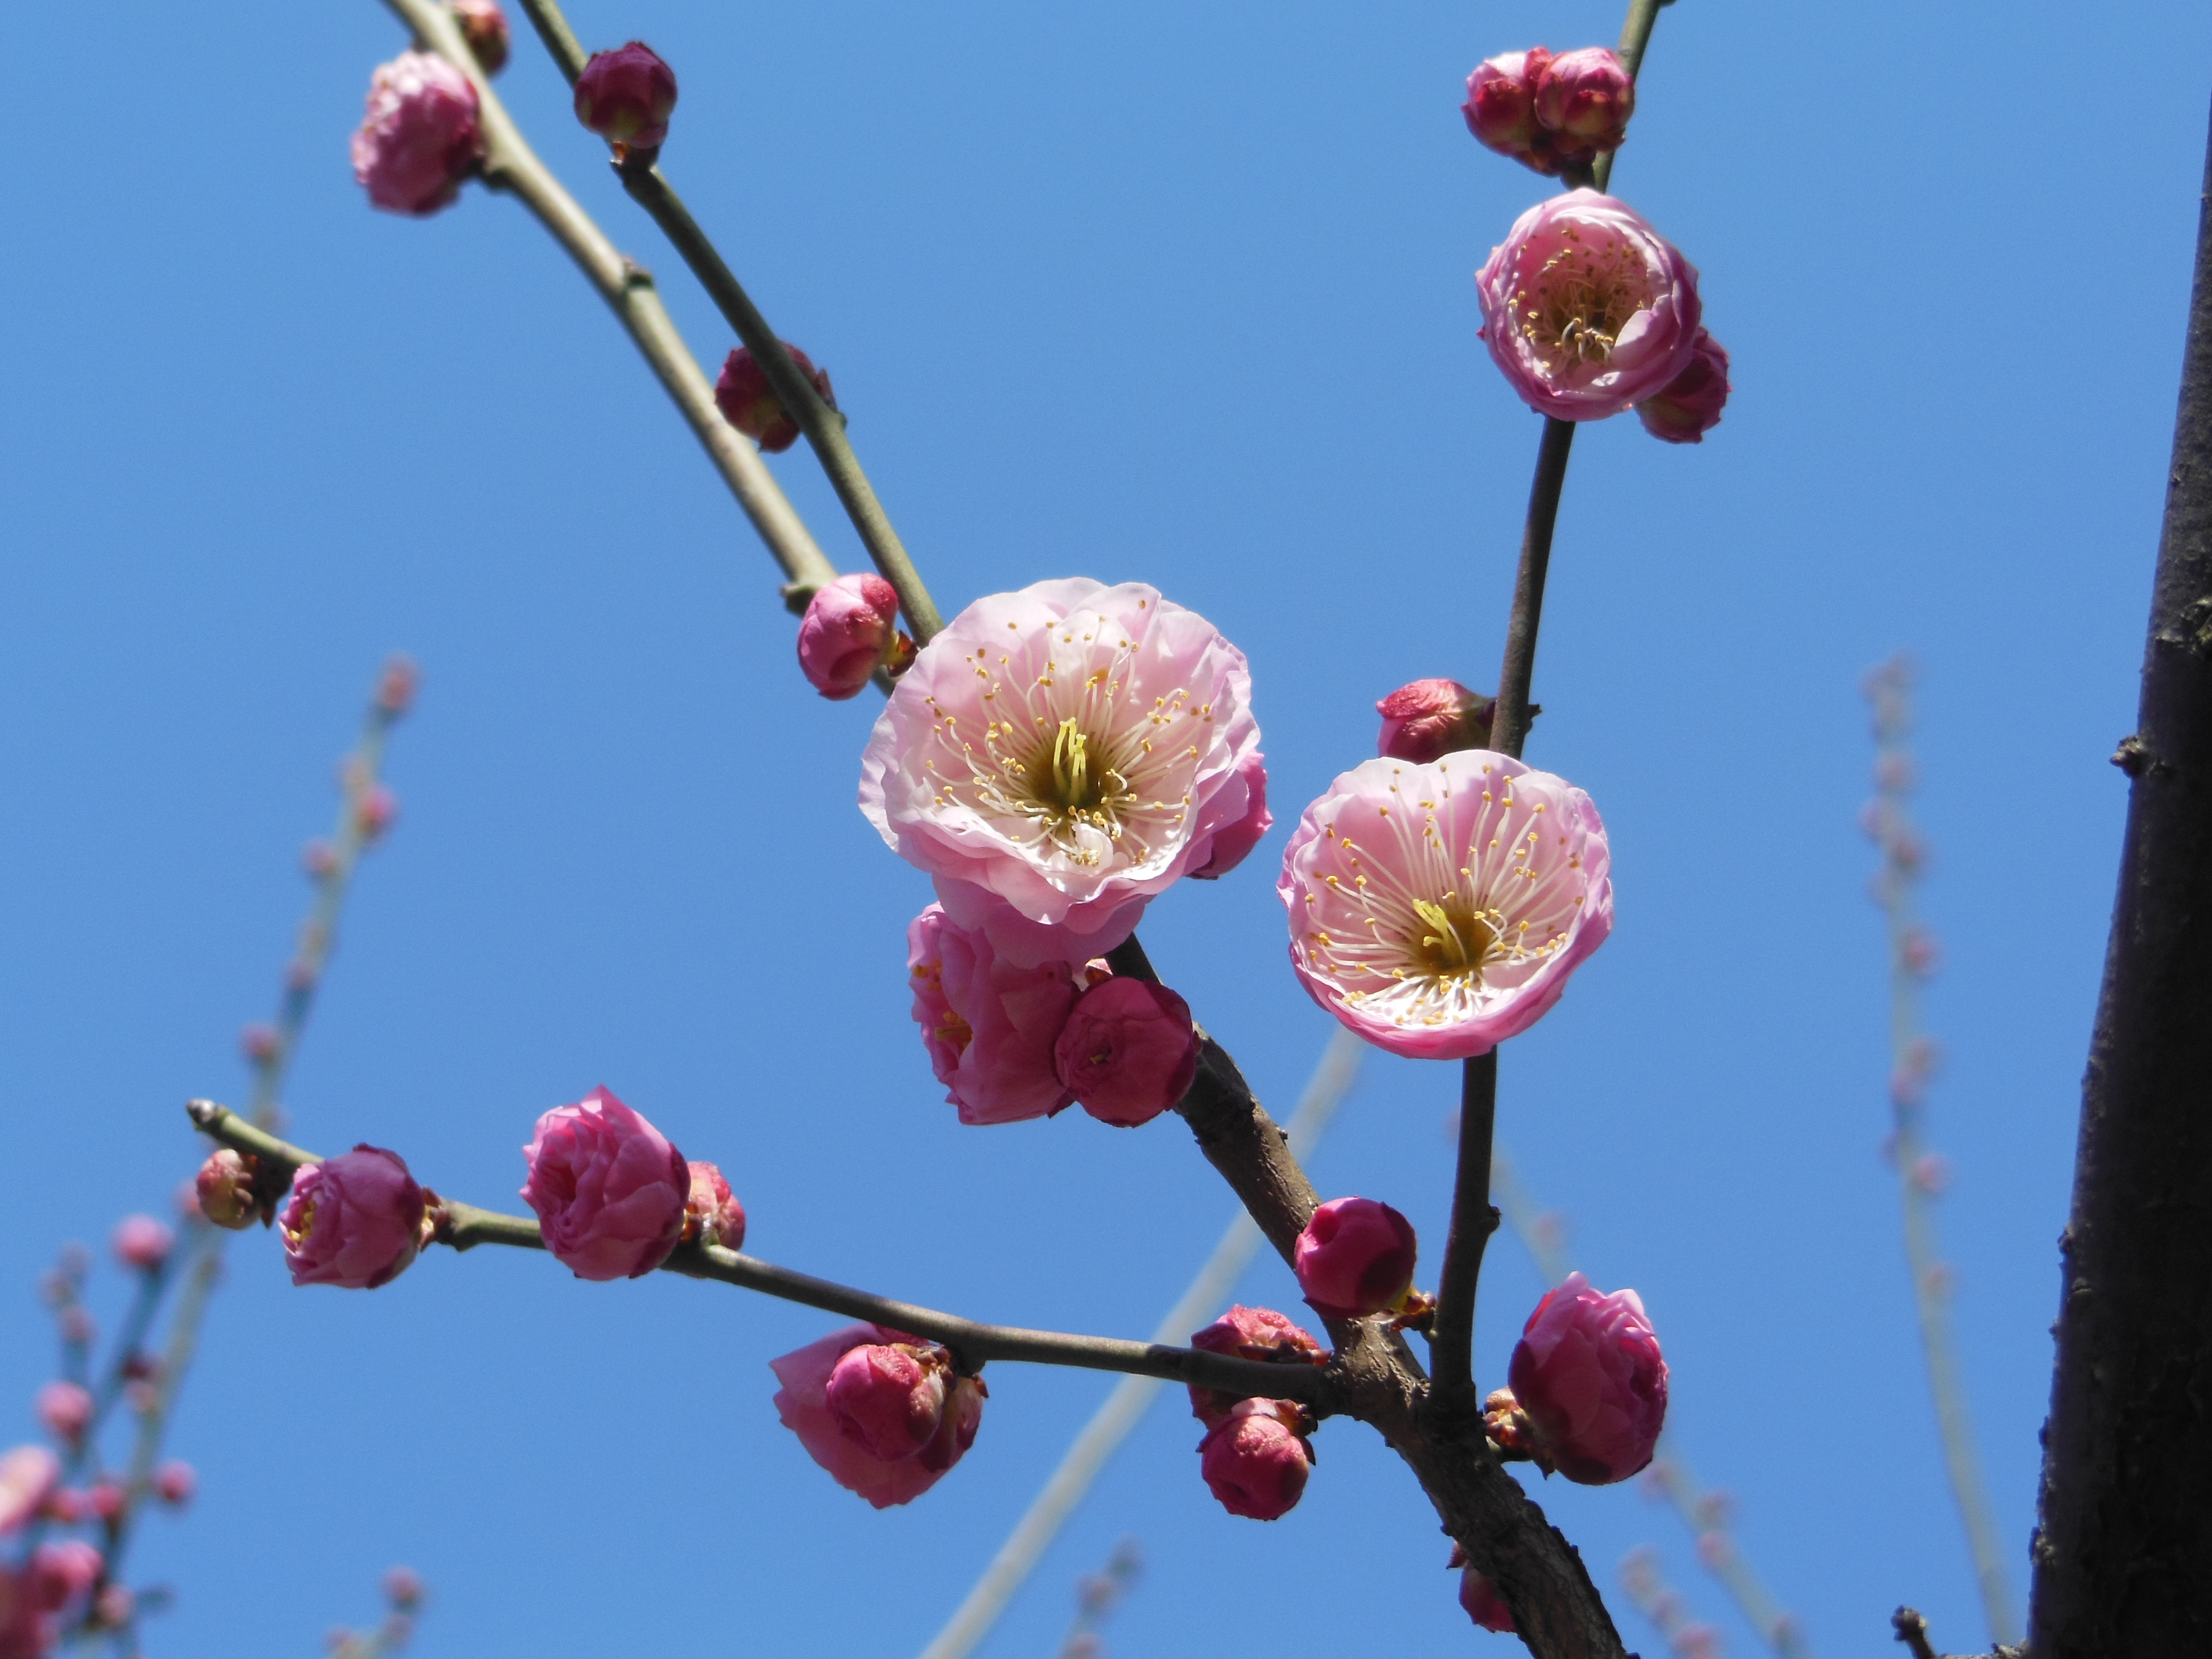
top-left (1463, 47), bottom-right (1635, 176)
top-left (770, 1325), bottom-right (986, 1508)
top-left (574, 42), bottom-right (679, 158)
top-left (794, 574), bottom-right (915, 700)
top-left (1485, 1273), bottom-right (1669, 1485)
top-left (1186, 1306), bottom-right (1328, 1521)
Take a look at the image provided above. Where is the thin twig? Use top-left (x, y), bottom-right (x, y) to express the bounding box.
top-left (376, 0), bottom-right (836, 598)
top-left (1489, 416), bottom-right (1577, 764)
top-left (1429, 1052), bottom-right (1499, 1400)
top-left (1890, 1608), bottom-right (1940, 1659)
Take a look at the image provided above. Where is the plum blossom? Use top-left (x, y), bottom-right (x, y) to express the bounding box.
top-left (1279, 752), bottom-right (1612, 1060)
top-left (1463, 50), bottom-right (1558, 173)
top-left (825, 1344), bottom-right (950, 1463)
top-left (521, 1088), bottom-right (691, 1281)
top-left (1197, 1399), bottom-right (1313, 1521)
top-left (1052, 976), bottom-right (1199, 1128)
top-left (1477, 192), bottom-right (1702, 421)
top-left (350, 51), bottom-right (485, 217)
top-left (1506, 1271), bottom-right (1669, 1484)
top-left (0, 1448), bottom-right (59, 1535)
top-left (1532, 48), bottom-right (1635, 156)
top-left (1452, 1547), bottom-right (1516, 1633)
top-left (770, 1323), bottom-right (985, 1509)
top-left (683, 1161), bottom-right (747, 1251)
top-left (1637, 327), bottom-right (1731, 444)
top-left (906, 903), bottom-right (1079, 1125)
top-left (281, 1147), bottom-right (426, 1290)
top-left (1294, 1197), bottom-right (1419, 1319)
top-left (452, 0), bottom-right (510, 75)
top-left (796, 573), bottom-right (909, 700)
top-left (1187, 1305), bottom-right (1326, 1428)
top-left (110, 1215), bottom-right (172, 1272)
top-left (860, 579), bottom-right (1264, 934)
top-left (35, 1385), bottom-right (90, 1447)
top-left (195, 1149), bottom-right (260, 1230)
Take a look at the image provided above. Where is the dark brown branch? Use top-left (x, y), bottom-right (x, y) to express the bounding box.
top-left (183, 1102), bottom-right (1331, 1407)
top-left (1891, 1608), bottom-right (1941, 1659)
top-left (1429, 1051), bottom-right (1501, 1401)
top-left (1490, 416), bottom-right (1577, 764)
top-left (2029, 102), bottom-right (2212, 1657)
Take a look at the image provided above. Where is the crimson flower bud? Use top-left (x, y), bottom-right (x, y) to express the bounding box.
top-left (109, 1215), bottom-right (174, 1273)
top-left (715, 345), bottom-right (837, 454)
top-left (240, 1024), bottom-right (279, 1063)
top-left (355, 784), bottom-right (398, 841)
top-left (36, 1383), bottom-right (92, 1446)
top-left (152, 1462), bottom-right (195, 1508)
top-left (0, 1446), bottom-right (60, 1534)
top-left (1462, 49), bottom-right (1559, 174)
top-left (826, 1344), bottom-right (950, 1463)
top-left (384, 1567), bottom-right (425, 1610)
top-left (351, 52), bottom-right (486, 217)
top-left (1052, 977), bottom-right (1198, 1128)
top-left (84, 1482), bottom-right (124, 1523)
top-left (195, 1149), bottom-right (261, 1231)
top-left (683, 1160), bottom-right (748, 1251)
top-left (94, 1584), bottom-right (134, 1628)
top-left (1294, 1197), bottom-right (1418, 1319)
top-left (1452, 1551), bottom-right (1515, 1634)
top-left (1532, 47), bottom-right (1635, 155)
top-left (451, 0), bottom-right (510, 75)
top-left (1506, 1272), bottom-right (1668, 1484)
top-left (1197, 1399), bottom-right (1313, 1521)
top-left (1636, 329), bottom-right (1731, 445)
top-left (1186, 1305), bottom-right (1326, 1427)
top-left (796, 574), bottom-right (909, 700)
top-left (520, 1087), bottom-right (690, 1281)
top-left (280, 1147), bottom-right (427, 1290)
top-left (574, 42), bottom-right (678, 154)
top-left (32, 1539), bottom-right (102, 1612)
top-left (1374, 678), bottom-right (1496, 764)
top-left (376, 655), bottom-right (421, 717)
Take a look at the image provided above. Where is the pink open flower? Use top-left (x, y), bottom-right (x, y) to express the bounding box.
top-left (1278, 752), bottom-right (1612, 1060)
top-left (281, 1147), bottom-right (426, 1290)
top-left (0, 1447), bottom-right (59, 1536)
top-left (1294, 1198), bottom-right (1419, 1319)
top-left (1189, 751), bottom-right (1272, 879)
top-left (1506, 1271), bottom-right (1668, 1484)
top-left (520, 1088), bottom-right (690, 1281)
top-left (907, 903), bottom-right (1080, 1125)
top-left (1052, 976), bottom-right (1199, 1128)
top-left (1197, 1399), bottom-right (1313, 1521)
top-left (1476, 192), bottom-right (1702, 422)
top-left (860, 579), bottom-right (1263, 931)
top-left (770, 1323), bottom-right (985, 1509)
top-left (350, 51), bottom-right (485, 217)
top-left (1636, 327), bottom-right (1731, 445)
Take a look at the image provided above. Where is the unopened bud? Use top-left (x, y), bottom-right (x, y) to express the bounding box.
top-left (197, 1149), bottom-right (263, 1230)
top-left (384, 1567), bottom-right (425, 1610)
top-left (33, 1539), bottom-right (102, 1611)
top-left (1533, 47), bottom-right (1635, 154)
top-left (1186, 1305), bottom-right (1326, 1428)
top-left (1374, 678), bottom-right (1495, 764)
top-left (1506, 1273), bottom-right (1668, 1484)
top-left (574, 42), bottom-right (678, 155)
top-left (796, 574), bottom-right (908, 701)
top-left (94, 1584), bottom-right (134, 1628)
top-left (1911, 1153), bottom-right (1953, 1196)
top-left (1051, 976), bottom-right (1199, 1128)
top-left (451, 0), bottom-right (510, 75)
top-left (715, 344), bottom-right (836, 454)
top-left (1458, 1561), bottom-right (1516, 1633)
top-left (85, 1481), bottom-right (125, 1522)
top-left (36, 1382), bottom-right (93, 1445)
top-left (376, 654), bottom-right (421, 717)
top-left (351, 51), bottom-right (485, 217)
top-left (356, 784), bottom-right (399, 841)
top-left (826, 1343), bottom-right (951, 1463)
top-left (1294, 1196), bottom-right (1419, 1319)
top-left (683, 1160), bottom-right (748, 1251)
top-left (1196, 1398), bottom-right (1313, 1521)
top-left (153, 1461), bottom-right (196, 1507)
top-left (1636, 328), bottom-right (1731, 445)
top-left (1463, 49), bottom-right (1561, 174)
top-left (281, 1146), bottom-right (428, 1290)
top-left (111, 1215), bottom-right (174, 1272)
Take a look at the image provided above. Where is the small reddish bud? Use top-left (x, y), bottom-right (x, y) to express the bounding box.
top-left (1187, 1305), bottom-right (1326, 1428)
top-left (1507, 1272), bottom-right (1669, 1484)
top-left (826, 1344), bottom-right (950, 1463)
top-left (301, 839), bottom-right (338, 878)
top-left (1912, 1153), bottom-right (1953, 1196)
top-left (240, 1024), bottom-right (279, 1063)
top-left (796, 574), bottom-right (907, 700)
top-left (111, 1215), bottom-right (174, 1273)
top-left (1456, 1558), bottom-right (1516, 1634)
top-left (1197, 1399), bottom-right (1313, 1521)
top-left (715, 345), bottom-right (837, 454)
top-left (355, 784), bottom-right (399, 841)
top-left (384, 1567), bottom-right (425, 1610)
top-left (376, 654), bottom-right (421, 717)
top-left (1636, 329), bottom-right (1731, 445)
top-left (152, 1462), bottom-right (196, 1508)
top-left (280, 1147), bottom-right (427, 1290)
top-left (59, 1308), bottom-right (96, 1346)
top-left (1294, 1197), bottom-right (1419, 1319)
top-left (1052, 977), bottom-right (1199, 1128)
top-left (351, 51), bottom-right (485, 217)
top-left (683, 1160), bottom-right (748, 1251)
top-left (94, 1584), bottom-right (134, 1628)
top-left (520, 1087), bottom-right (690, 1281)
top-left (1533, 47), bottom-right (1635, 154)
top-left (84, 1481), bottom-right (124, 1523)
top-left (451, 0), bottom-right (510, 75)
top-left (574, 42), bottom-right (678, 154)
top-left (1374, 678), bottom-right (1495, 764)
top-left (1463, 49), bottom-right (1560, 174)
top-left (196, 1150), bottom-right (262, 1231)
top-left (0, 1446), bottom-right (61, 1534)
top-left (1900, 926), bottom-right (1941, 977)
top-left (36, 1383), bottom-right (92, 1446)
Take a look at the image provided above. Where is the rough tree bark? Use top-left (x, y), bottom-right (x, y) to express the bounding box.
top-left (2028, 102), bottom-right (2212, 1657)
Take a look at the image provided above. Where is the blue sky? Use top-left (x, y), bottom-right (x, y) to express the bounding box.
top-left (4, 1), bottom-right (2209, 1655)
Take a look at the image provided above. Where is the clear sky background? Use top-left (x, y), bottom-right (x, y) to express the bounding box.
top-left (4, 1), bottom-right (2209, 1655)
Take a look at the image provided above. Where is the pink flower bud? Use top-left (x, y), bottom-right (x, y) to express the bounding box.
top-left (1532, 47), bottom-right (1635, 153)
top-left (1462, 49), bottom-right (1560, 174)
top-left (1197, 1399), bottom-right (1312, 1520)
top-left (355, 784), bottom-right (398, 841)
top-left (574, 42), bottom-right (679, 153)
top-left (351, 51), bottom-right (486, 217)
top-left (110, 1215), bottom-right (173, 1273)
top-left (59, 1309), bottom-right (96, 1346)
top-left (683, 1160), bottom-right (747, 1251)
top-left (84, 1482), bottom-right (123, 1523)
top-left (384, 1567), bottom-right (424, 1609)
top-left (94, 1584), bottom-right (134, 1627)
top-left (1458, 1563), bottom-right (1516, 1633)
top-left (1294, 1197), bottom-right (1418, 1319)
top-left (452, 0), bottom-right (510, 75)
top-left (770, 1324), bottom-right (986, 1508)
top-left (1506, 1271), bottom-right (1668, 1484)
top-left (714, 345), bottom-right (836, 454)
top-left (1900, 926), bottom-right (1941, 977)
top-left (0, 1446), bottom-right (60, 1535)
top-left (1375, 678), bottom-right (1495, 764)
top-left (1187, 750), bottom-right (1272, 879)
top-left (1186, 1305), bottom-right (1326, 1427)
top-left (377, 655), bottom-right (421, 716)
top-left (196, 1150), bottom-right (262, 1231)
top-left (796, 574), bottom-right (906, 700)
top-left (1636, 328), bottom-right (1731, 445)
top-left (1052, 977), bottom-right (1199, 1128)
top-left (825, 1344), bottom-right (950, 1463)
top-left (240, 1024), bottom-right (279, 1063)
top-left (1912, 1153), bottom-right (1953, 1196)
top-left (520, 1087), bottom-right (690, 1281)
top-left (301, 839), bottom-right (338, 878)
top-left (907, 904), bottom-right (1082, 1126)
top-left (35, 1384), bottom-right (91, 1446)
top-left (152, 1462), bottom-right (195, 1508)
top-left (32, 1539), bottom-right (101, 1613)
top-left (280, 1147), bottom-right (426, 1290)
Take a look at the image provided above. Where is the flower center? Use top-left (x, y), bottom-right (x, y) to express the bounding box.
top-left (937, 1009), bottom-right (974, 1055)
top-left (989, 715), bottom-right (1137, 859)
top-left (1516, 236), bottom-right (1653, 370)
top-left (1408, 897), bottom-right (1501, 982)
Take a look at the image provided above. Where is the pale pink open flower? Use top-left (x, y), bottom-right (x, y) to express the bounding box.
top-left (1636, 327), bottom-right (1731, 445)
top-left (1476, 191), bottom-right (1702, 421)
top-left (0, 1447), bottom-right (59, 1535)
top-left (860, 579), bottom-right (1263, 932)
top-left (281, 1147), bottom-right (426, 1290)
top-left (1507, 1271), bottom-right (1668, 1484)
top-left (1279, 752), bottom-right (1611, 1060)
top-left (350, 51), bottom-right (485, 217)
top-left (520, 1088), bottom-right (690, 1281)
top-left (797, 573), bottom-right (907, 700)
top-left (907, 903), bottom-right (1080, 1125)
top-left (770, 1323), bottom-right (985, 1509)
top-left (1197, 1399), bottom-right (1313, 1521)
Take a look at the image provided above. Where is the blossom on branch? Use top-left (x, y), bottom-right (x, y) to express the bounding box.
top-left (1375, 678), bottom-right (1496, 764)
top-left (796, 573), bottom-right (911, 700)
top-left (34, 1386), bottom-right (91, 1448)
top-left (281, 1147), bottom-right (426, 1290)
top-left (906, 903), bottom-right (1080, 1125)
top-left (716, 345), bottom-right (837, 455)
top-left (770, 1324), bottom-right (984, 1509)
top-left (1295, 1197), bottom-right (1419, 1319)
top-left (1462, 46), bottom-right (1633, 176)
top-left (1451, 1547), bottom-right (1516, 1634)
top-left (1187, 1305), bottom-right (1327, 1428)
top-left (1278, 752), bottom-right (1612, 1060)
top-left (861, 579), bottom-right (1265, 933)
top-left (110, 1215), bottom-right (172, 1272)
top-left (0, 1448), bottom-right (59, 1536)
top-left (521, 1088), bottom-right (691, 1281)
top-left (1503, 1271), bottom-right (1669, 1484)
top-left (1476, 192), bottom-right (1703, 422)
top-left (1198, 1399), bottom-right (1314, 1521)
top-left (350, 52), bottom-right (485, 218)
top-left (574, 42), bottom-right (678, 155)
top-left (1051, 976), bottom-right (1199, 1128)
top-left (683, 1161), bottom-right (747, 1251)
